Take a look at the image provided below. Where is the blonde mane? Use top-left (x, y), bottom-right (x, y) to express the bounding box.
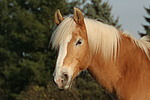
top-left (133, 36), bottom-right (150, 60)
top-left (51, 17), bottom-right (150, 60)
top-left (84, 18), bottom-right (120, 60)
top-left (51, 17), bottom-right (76, 49)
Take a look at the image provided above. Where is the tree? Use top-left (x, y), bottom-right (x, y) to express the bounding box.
top-left (139, 6), bottom-right (150, 37)
top-left (82, 0), bottom-right (121, 29)
top-left (0, 0), bottom-right (69, 99)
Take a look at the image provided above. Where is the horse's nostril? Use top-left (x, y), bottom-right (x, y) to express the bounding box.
top-left (61, 79), bottom-right (64, 84)
top-left (61, 73), bottom-right (68, 84)
top-left (64, 73), bottom-right (68, 79)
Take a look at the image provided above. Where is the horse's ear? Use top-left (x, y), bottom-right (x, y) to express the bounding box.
top-left (73, 7), bottom-right (84, 26)
top-left (54, 9), bottom-right (64, 25)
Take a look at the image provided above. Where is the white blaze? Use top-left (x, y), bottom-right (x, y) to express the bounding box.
top-left (54, 34), bottom-right (72, 82)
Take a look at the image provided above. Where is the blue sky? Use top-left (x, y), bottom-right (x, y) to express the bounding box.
top-left (107, 0), bottom-right (150, 38)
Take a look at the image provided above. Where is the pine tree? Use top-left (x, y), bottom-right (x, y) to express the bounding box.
top-left (69, 0), bottom-right (121, 29)
top-left (0, 0), bottom-right (70, 99)
top-left (82, 0), bottom-right (121, 29)
top-left (139, 6), bottom-right (150, 37)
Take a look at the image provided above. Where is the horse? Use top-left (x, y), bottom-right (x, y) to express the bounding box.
top-left (50, 8), bottom-right (150, 100)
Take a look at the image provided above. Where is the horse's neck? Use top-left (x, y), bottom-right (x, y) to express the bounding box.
top-left (87, 33), bottom-right (150, 99)
top-left (87, 53), bottom-right (121, 92)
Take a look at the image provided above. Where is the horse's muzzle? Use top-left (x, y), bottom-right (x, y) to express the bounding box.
top-left (54, 72), bottom-right (69, 90)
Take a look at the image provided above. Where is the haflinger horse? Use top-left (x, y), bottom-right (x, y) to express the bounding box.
top-left (51, 8), bottom-right (150, 100)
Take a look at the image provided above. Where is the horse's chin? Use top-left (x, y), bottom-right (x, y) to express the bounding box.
top-left (58, 78), bottom-right (73, 91)
top-left (58, 85), bottom-right (70, 91)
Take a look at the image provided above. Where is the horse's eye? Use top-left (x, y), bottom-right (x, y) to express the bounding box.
top-left (76, 39), bottom-right (82, 46)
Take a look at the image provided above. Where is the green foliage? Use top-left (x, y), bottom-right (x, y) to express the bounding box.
top-left (0, 0), bottom-right (121, 100)
top-left (139, 6), bottom-right (150, 37)
top-left (15, 74), bottom-right (113, 100)
top-left (83, 0), bottom-right (121, 29)
top-left (16, 82), bottom-right (80, 100)
top-left (0, 0), bottom-right (63, 99)
top-left (15, 74), bottom-right (114, 100)
top-left (76, 74), bottom-right (113, 100)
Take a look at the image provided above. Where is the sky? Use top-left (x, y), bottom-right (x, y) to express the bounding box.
top-left (106, 0), bottom-right (150, 39)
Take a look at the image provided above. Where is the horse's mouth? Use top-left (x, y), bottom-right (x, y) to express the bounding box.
top-left (59, 77), bottom-right (74, 90)
top-left (59, 68), bottom-right (80, 90)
